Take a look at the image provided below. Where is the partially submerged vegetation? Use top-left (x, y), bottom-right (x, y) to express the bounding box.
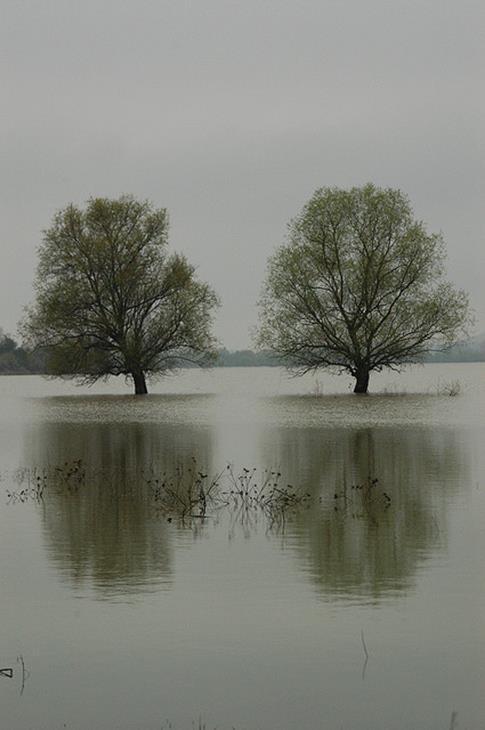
top-left (139, 461), bottom-right (312, 527)
top-left (257, 185), bottom-right (472, 393)
top-left (5, 458), bottom-right (401, 547)
top-left (161, 721), bottom-right (251, 730)
top-left (5, 459), bottom-right (312, 529)
top-left (333, 477), bottom-right (392, 514)
top-left (436, 379), bottom-right (461, 397)
top-left (7, 460), bottom-right (86, 502)
top-left (145, 460), bottom-right (223, 520)
top-left (20, 197), bottom-right (220, 395)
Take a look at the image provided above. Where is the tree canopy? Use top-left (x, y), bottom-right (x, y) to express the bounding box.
top-left (22, 196), bottom-right (219, 394)
top-left (257, 184), bottom-right (471, 393)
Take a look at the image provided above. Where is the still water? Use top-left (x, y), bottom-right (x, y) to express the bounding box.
top-left (0, 364), bottom-right (483, 730)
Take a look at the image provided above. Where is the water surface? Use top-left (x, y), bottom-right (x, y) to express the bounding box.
top-left (0, 365), bottom-right (483, 729)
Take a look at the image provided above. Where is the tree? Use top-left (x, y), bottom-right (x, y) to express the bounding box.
top-left (22, 196), bottom-right (219, 394)
top-left (0, 328), bottom-right (17, 355)
top-left (257, 184), bottom-right (471, 393)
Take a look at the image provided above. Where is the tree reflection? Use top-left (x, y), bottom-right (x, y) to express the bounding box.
top-left (261, 424), bottom-right (469, 602)
top-left (23, 398), bottom-right (215, 599)
top-left (20, 392), bottom-right (473, 604)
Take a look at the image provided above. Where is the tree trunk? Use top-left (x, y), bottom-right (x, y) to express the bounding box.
top-left (132, 371), bottom-right (148, 395)
top-left (353, 366), bottom-right (370, 394)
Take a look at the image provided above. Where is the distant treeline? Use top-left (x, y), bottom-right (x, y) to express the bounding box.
top-left (215, 344), bottom-right (485, 366)
top-left (423, 341), bottom-right (485, 363)
top-left (1, 331), bottom-right (484, 374)
top-left (214, 349), bottom-right (284, 367)
top-left (0, 330), bottom-right (46, 374)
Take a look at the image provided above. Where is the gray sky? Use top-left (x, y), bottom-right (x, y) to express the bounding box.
top-left (1, 0), bottom-right (483, 349)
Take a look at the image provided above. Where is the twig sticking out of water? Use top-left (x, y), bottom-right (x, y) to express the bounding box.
top-left (449, 710), bottom-right (458, 730)
top-left (334, 477), bottom-right (391, 512)
top-left (17, 654), bottom-right (28, 696)
top-left (361, 629), bottom-right (369, 660)
top-left (361, 629), bottom-right (369, 680)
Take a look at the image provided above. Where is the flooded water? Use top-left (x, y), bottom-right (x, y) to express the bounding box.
top-left (0, 364), bottom-right (484, 730)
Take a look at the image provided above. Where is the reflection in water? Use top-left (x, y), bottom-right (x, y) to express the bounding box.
top-left (24, 410), bottom-right (215, 598)
top-left (262, 424), bottom-right (469, 601)
top-left (0, 372), bottom-right (482, 730)
top-left (19, 393), bottom-right (471, 605)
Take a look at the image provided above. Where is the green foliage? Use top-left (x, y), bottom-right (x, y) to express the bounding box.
top-left (257, 184), bottom-right (471, 392)
top-left (21, 196), bottom-right (219, 393)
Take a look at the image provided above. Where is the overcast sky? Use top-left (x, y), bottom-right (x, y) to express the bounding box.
top-left (1, 0), bottom-right (483, 349)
